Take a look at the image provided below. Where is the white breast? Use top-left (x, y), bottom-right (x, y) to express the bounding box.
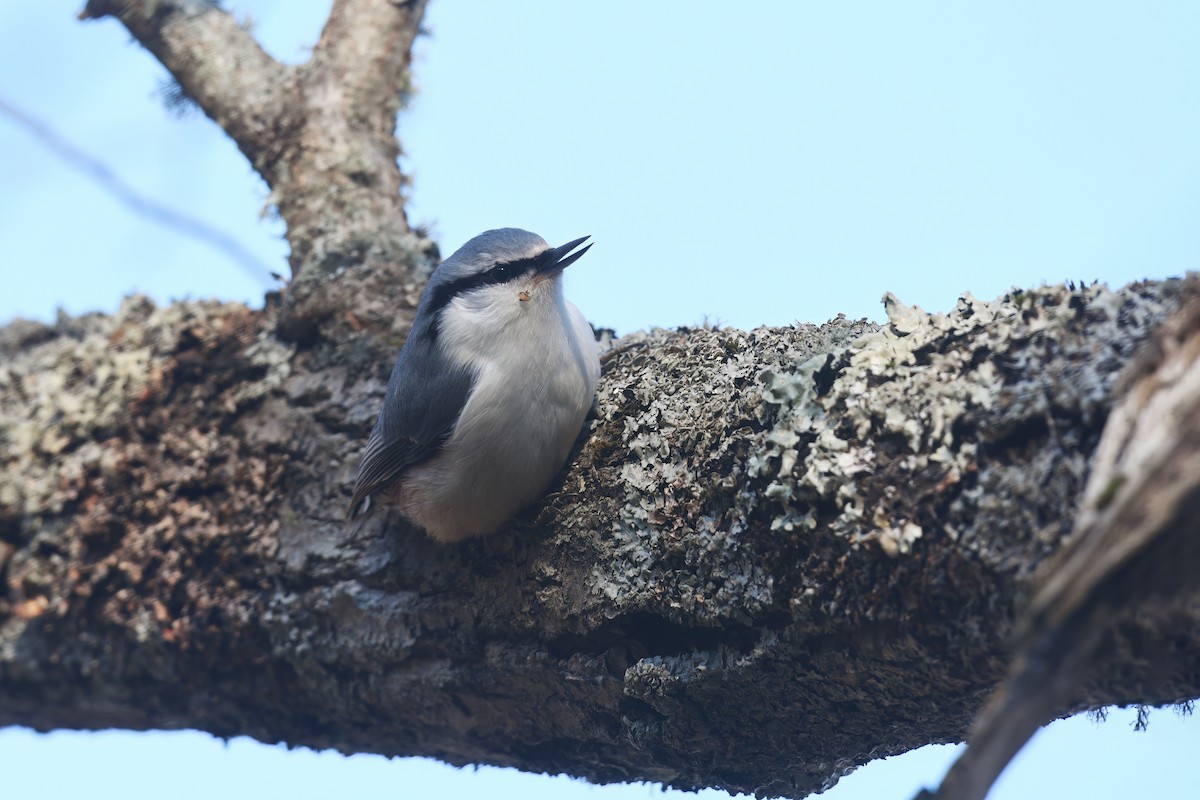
top-left (397, 279), bottom-right (600, 541)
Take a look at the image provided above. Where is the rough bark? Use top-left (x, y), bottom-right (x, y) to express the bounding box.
top-left (928, 280), bottom-right (1200, 800)
top-left (10, 3), bottom-right (1200, 798)
top-left (79, 0), bottom-right (436, 342)
top-left (3, 278), bottom-right (1199, 799)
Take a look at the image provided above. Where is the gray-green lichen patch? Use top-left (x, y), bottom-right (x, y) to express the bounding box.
top-left (583, 317), bottom-right (877, 627)
top-left (1, 291), bottom-right (298, 717)
top-left (753, 282), bottom-right (1179, 566)
top-left (583, 281), bottom-right (1181, 785)
top-left (0, 295), bottom-right (292, 523)
top-left (624, 647), bottom-right (751, 698)
top-left (582, 280), bottom-right (1178, 639)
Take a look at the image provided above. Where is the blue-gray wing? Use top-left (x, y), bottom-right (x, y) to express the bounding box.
top-left (348, 334), bottom-right (474, 518)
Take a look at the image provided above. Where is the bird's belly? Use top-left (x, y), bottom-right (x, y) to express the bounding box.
top-left (398, 363), bottom-right (588, 541)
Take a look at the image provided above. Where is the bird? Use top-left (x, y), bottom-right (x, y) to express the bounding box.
top-left (348, 228), bottom-right (601, 542)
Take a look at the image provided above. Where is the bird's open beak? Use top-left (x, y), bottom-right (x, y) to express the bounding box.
top-left (536, 235), bottom-right (592, 278)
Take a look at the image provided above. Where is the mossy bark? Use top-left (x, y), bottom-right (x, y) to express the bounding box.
top-left (3, 280), bottom-right (1197, 798)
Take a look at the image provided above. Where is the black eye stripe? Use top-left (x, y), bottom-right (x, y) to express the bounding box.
top-left (426, 255), bottom-right (540, 317)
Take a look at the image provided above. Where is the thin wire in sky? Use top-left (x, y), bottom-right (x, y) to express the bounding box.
top-left (0, 95), bottom-right (277, 287)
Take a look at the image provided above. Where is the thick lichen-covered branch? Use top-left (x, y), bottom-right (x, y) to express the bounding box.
top-left (3, 280), bottom-right (1198, 799)
top-left (929, 279), bottom-right (1200, 800)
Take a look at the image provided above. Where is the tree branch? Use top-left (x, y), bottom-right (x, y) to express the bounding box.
top-left (79, 0), bottom-right (436, 341)
top-left (79, 0), bottom-right (290, 166)
top-left (3, 279), bottom-right (1197, 798)
top-left (316, 0), bottom-right (427, 111)
top-left (927, 279), bottom-right (1200, 800)
top-left (279, 0), bottom-right (428, 279)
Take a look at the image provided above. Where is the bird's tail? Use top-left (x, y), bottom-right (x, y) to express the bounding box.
top-left (345, 493), bottom-right (374, 532)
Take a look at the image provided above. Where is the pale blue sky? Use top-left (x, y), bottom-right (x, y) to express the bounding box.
top-left (2, 2), bottom-right (1199, 798)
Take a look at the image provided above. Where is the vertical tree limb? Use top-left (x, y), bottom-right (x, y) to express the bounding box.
top-left (79, 0), bottom-right (434, 341)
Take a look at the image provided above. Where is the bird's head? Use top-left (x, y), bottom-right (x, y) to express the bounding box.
top-left (421, 229), bottom-right (591, 323)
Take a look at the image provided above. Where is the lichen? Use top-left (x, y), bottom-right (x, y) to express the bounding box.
top-left (578, 281), bottom-right (1182, 783)
top-left (580, 280), bottom-right (1177, 640)
top-left (753, 282), bottom-right (1177, 557)
top-left (0, 295), bottom-right (291, 521)
top-left (584, 317), bottom-right (876, 625)
top-left (592, 326), bottom-right (780, 623)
